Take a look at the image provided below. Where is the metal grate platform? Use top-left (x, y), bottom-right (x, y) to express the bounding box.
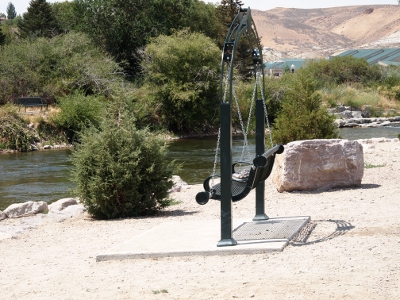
top-left (233, 217), bottom-right (310, 242)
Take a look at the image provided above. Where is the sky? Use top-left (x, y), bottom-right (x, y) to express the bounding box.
top-left (1, 0), bottom-right (398, 16)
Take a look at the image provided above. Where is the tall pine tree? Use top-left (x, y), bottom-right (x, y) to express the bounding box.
top-left (6, 2), bottom-right (17, 19)
top-left (18, 0), bottom-right (60, 38)
top-left (216, 0), bottom-right (259, 79)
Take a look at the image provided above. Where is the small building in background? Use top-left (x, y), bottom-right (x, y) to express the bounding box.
top-left (264, 59), bottom-right (307, 77)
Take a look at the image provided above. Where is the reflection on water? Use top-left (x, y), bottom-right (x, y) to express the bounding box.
top-left (0, 149), bottom-right (74, 210)
top-left (168, 135), bottom-right (256, 185)
top-left (1, 125), bottom-right (399, 210)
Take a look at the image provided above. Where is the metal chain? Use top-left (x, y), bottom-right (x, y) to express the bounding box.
top-left (211, 127), bottom-right (221, 180)
top-left (257, 69), bottom-right (274, 146)
top-left (222, 67), bottom-right (229, 103)
top-left (212, 63), bottom-right (231, 179)
top-left (232, 85), bottom-right (250, 163)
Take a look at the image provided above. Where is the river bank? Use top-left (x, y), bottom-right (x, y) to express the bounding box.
top-left (0, 138), bottom-right (399, 299)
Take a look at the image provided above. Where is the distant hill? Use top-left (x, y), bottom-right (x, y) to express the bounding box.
top-left (251, 5), bottom-right (400, 59)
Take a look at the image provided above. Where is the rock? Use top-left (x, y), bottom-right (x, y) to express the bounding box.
top-left (351, 111), bottom-right (363, 118)
top-left (48, 198), bottom-right (78, 212)
top-left (335, 105), bottom-right (346, 113)
top-left (62, 204), bottom-right (86, 216)
top-left (272, 139), bottom-right (364, 192)
top-left (334, 119), bottom-right (346, 128)
top-left (361, 110), bottom-right (371, 118)
top-left (43, 145), bottom-right (52, 149)
top-left (334, 115), bottom-right (400, 128)
top-left (0, 211), bottom-right (7, 221)
top-left (335, 110), bottom-right (353, 119)
top-left (47, 204), bottom-right (86, 222)
top-left (169, 175), bottom-right (190, 193)
top-left (4, 201), bottom-right (48, 218)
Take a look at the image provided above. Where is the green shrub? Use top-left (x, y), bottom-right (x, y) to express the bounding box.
top-left (0, 32), bottom-right (124, 104)
top-left (304, 56), bottom-right (381, 88)
top-left (272, 71), bottom-right (338, 145)
top-left (51, 92), bottom-right (105, 143)
top-left (142, 29), bottom-right (220, 132)
top-left (319, 85), bottom-right (382, 111)
top-left (70, 112), bottom-right (177, 219)
top-left (265, 76), bottom-right (288, 123)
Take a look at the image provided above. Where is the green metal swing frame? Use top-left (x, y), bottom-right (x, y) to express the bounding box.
top-left (195, 6), bottom-right (284, 247)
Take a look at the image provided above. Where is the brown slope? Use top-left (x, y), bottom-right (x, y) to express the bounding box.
top-left (252, 5), bottom-right (400, 58)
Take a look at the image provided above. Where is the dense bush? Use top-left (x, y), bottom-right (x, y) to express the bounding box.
top-left (0, 32), bottom-right (123, 104)
top-left (304, 56), bottom-right (382, 88)
top-left (265, 75), bottom-right (292, 123)
top-left (142, 29), bottom-right (220, 132)
top-left (272, 71), bottom-right (338, 145)
top-left (51, 91), bottom-right (105, 143)
top-left (378, 66), bottom-right (400, 101)
top-left (70, 111), bottom-right (177, 219)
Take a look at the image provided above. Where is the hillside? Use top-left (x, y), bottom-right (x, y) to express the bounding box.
top-left (252, 5), bottom-right (400, 59)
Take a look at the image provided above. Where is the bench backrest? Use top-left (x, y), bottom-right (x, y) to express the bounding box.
top-left (18, 97), bottom-right (42, 105)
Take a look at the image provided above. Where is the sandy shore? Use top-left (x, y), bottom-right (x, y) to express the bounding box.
top-left (0, 138), bottom-right (399, 299)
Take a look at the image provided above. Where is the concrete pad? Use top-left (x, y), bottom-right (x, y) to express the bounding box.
top-left (96, 216), bottom-right (310, 261)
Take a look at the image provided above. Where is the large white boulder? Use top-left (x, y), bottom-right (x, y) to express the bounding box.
top-left (272, 139), bottom-right (364, 192)
top-left (169, 175), bottom-right (190, 193)
top-left (48, 198), bottom-right (78, 212)
top-left (4, 201), bottom-right (48, 218)
top-left (0, 211), bottom-right (7, 221)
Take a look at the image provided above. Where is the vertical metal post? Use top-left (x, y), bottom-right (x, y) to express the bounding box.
top-left (217, 102), bottom-right (237, 247)
top-left (253, 99), bottom-right (269, 221)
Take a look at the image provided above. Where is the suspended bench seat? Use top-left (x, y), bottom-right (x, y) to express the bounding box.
top-left (196, 144), bottom-right (284, 205)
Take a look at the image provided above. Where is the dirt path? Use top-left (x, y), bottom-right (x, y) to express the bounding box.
top-left (0, 139), bottom-right (399, 299)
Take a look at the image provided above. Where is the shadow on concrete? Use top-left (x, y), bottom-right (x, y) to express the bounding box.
top-left (289, 219), bottom-right (354, 247)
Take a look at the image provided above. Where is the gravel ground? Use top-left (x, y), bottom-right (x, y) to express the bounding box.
top-left (0, 138), bottom-right (399, 300)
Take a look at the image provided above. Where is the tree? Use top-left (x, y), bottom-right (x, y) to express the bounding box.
top-left (18, 0), bottom-right (60, 38)
top-left (216, 0), bottom-right (243, 27)
top-left (6, 2), bottom-right (17, 19)
top-left (52, 1), bottom-right (81, 33)
top-left (215, 0), bottom-right (257, 79)
top-left (272, 71), bottom-right (338, 145)
top-left (142, 29), bottom-right (221, 132)
top-left (215, 0), bottom-right (244, 46)
top-left (74, 0), bottom-right (219, 77)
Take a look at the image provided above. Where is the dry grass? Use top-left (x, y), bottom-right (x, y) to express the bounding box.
top-left (320, 85), bottom-right (400, 114)
top-left (17, 105), bottom-right (59, 125)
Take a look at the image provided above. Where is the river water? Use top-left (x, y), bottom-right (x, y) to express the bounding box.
top-left (1, 125), bottom-right (400, 210)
